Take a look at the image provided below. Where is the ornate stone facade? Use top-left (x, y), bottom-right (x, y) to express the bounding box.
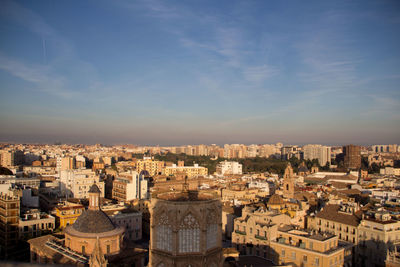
top-left (149, 190), bottom-right (223, 267)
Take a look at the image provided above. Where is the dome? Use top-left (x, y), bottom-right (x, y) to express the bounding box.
top-left (140, 170), bottom-right (150, 176)
top-left (268, 194), bottom-right (284, 205)
top-left (72, 209), bottom-right (116, 233)
top-left (88, 184), bottom-right (101, 193)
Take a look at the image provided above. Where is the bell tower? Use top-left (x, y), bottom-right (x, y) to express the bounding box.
top-left (88, 184), bottom-right (101, 210)
top-left (283, 163), bottom-right (295, 199)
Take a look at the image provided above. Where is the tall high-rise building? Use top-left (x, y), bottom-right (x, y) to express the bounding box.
top-left (302, 144), bottom-right (331, 166)
top-left (149, 189), bottom-right (222, 266)
top-left (343, 144), bottom-right (361, 170)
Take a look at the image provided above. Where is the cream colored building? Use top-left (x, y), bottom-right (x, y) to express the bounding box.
top-left (303, 144), bottom-right (331, 166)
top-left (232, 206), bottom-right (291, 257)
top-left (358, 212), bottom-right (400, 267)
top-left (270, 225), bottom-right (351, 267)
top-left (164, 163), bottom-right (208, 178)
top-left (60, 169), bottom-right (104, 198)
top-left (136, 157), bottom-right (165, 176)
top-left (216, 161), bottom-right (242, 175)
top-left (307, 204), bottom-right (361, 244)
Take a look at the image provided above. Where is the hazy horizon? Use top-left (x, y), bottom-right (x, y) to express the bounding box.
top-left (1, 0), bottom-right (399, 145)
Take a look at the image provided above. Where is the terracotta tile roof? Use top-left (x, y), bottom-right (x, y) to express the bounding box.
top-left (315, 204), bottom-right (362, 227)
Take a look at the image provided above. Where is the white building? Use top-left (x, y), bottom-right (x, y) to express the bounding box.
top-left (216, 160), bottom-right (243, 175)
top-left (380, 167), bottom-right (400, 176)
top-left (19, 210), bottom-right (55, 239)
top-left (59, 169), bottom-right (104, 198)
top-left (302, 144), bottom-right (331, 166)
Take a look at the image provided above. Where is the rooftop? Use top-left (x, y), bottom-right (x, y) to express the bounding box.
top-left (156, 190), bottom-right (216, 202)
top-left (278, 225), bottom-right (335, 241)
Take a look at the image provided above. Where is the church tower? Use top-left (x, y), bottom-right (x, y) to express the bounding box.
top-left (283, 163), bottom-right (295, 199)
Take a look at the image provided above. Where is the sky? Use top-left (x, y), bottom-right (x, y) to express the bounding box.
top-left (0, 0), bottom-right (400, 146)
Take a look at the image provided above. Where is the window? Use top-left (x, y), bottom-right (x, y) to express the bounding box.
top-left (309, 242), bottom-right (313, 250)
top-left (207, 223), bottom-right (218, 249)
top-left (281, 249), bottom-right (285, 257)
top-left (315, 257), bottom-right (319, 266)
top-left (291, 252), bottom-right (296, 260)
top-left (107, 245), bottom-right (110, 254)
top-left (156, 213), bottom-right (172, 252)
top-left (179, 213), bottom-right (200, 253)
top-left (257, 229), bottom-right (259, 235)
top-left (303, 255), bottom-right (307, 262)
top-left (82, 246), bottom-right (85, 254)
top-left (250, 228), bottom-right (253, 234)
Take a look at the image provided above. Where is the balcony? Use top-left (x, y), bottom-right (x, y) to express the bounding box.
top-left (235, 230), bottom-right (246, 235)
top-left (255, 235), bottom-right (267, 240)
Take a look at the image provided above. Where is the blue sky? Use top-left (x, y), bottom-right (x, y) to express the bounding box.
top-left (0, 0), bottom-right (399, 145)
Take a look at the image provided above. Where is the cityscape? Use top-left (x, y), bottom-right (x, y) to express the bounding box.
top-left (1, 1), bottom-right (400, 267)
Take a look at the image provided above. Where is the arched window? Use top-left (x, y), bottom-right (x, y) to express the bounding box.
top-left (207, 210), bottom-right (218, 250)
top-left (156, 213), bottom-right (172, 252)
top-left (286, 184), bottom-right (289, 190)
top-left (179, 213), bottom-right (200, 253)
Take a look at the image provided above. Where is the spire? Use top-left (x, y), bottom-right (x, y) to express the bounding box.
top-left (89, 237), bottom-right (108, 267)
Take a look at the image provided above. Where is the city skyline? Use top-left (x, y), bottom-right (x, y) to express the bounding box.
top-left (1, 0), bottom-right (400, 145)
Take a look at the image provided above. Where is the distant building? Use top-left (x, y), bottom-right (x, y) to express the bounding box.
top-left (372, 144), bottom-right (398, 153)
top-left (380, 167), bottom-right (400, 176)
top-left (112, 171), bottom-right (148, 202)
top-left (59, 169), bottom-right (104, 198)
top-left (164, 163), bottom-right (208, 178)
top-left (216, 160), bottom-right (243, 175)
top-left (343, 145), bottom-right (361, 170)
top-left (0, 150), bottom-right (24, 167)
top-left (60, 157), bottom-right (76, 171)
top-left (303, 144), bottom-right (331, 166)
top-left (136, 157), bottom-right (164, 176)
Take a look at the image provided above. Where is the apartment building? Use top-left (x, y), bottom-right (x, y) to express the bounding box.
top-left (0, 193), bottom-right (20, 259)
top-left (270, 225), bottom-right (351, 267)
top-left (308, 204), bottom-right (362, 244)
top-left (358, 211), bottom-right (400, 267)
top-left (232, 206), bottom-right (291, 257)
top-left (18, 209), bottom-right (55, 239)
top-left (303, 144), bottom-right (331, 166)
top-left (59, 169), bottom-right (104, 198)
top-left (216, 160), bottom-right (243, 175)
top-left (136, 157), bottom-right (165, 176)
top-left (164, 163), bottom-right (208, 178)
top-left (112, 171), bottom-right (148, 202)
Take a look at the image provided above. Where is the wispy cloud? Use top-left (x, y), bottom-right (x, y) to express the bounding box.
top-left (130, 1), bottom-right (280, 86)
top-left (0, 0), bottom-right (99, 98)
top-left (0, 54), bottom-right (78, 98)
